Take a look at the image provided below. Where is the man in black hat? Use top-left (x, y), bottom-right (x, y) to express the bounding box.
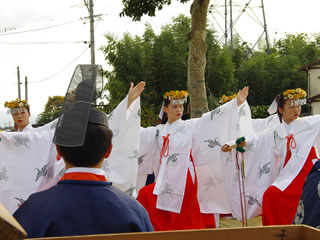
top-left (13, 111), bottom-right (153, 238)
top-left (13, 65), bottom-right (153, 238)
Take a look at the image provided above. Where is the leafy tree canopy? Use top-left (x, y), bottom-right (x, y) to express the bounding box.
top-left (100, 15), bottom-right (320, 123)
top-left (37, 96), bottom-right (64, 124)
top-left (120, 0), bottom-right (191, 21)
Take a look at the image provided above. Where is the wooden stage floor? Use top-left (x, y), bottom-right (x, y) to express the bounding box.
top-left (219, 216), bottom-right (262, 228)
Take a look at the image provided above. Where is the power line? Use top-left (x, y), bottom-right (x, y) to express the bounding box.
top-left (28, 47), bottom-right (89, 84)
top-left (0, 1), bottom-right (89, 34)
top-left (0, 19), bottom-right (82, 36)
top-left (1, 20), bottom-right (99, 87)
top-left (0, 41), bottom-right (88, 45)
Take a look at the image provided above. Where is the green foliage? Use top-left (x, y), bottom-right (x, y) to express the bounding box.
top-left (120, 0), bottom-right (191, 21)
top-left (275, 33), bottom-right (320, 63)
top-left (37, 96), bottom-right (64, 124)
top-left (207, 95), bottom-right (220, 112)
top-left (250, 105), bottom-right (269, 119)
top-left (141, 104), bottom-right (159, 128)
top-left (100, 13), bottom-right (320, 124)
top-left (101, 15), bottom-right (191, 125)
top-left (207, 47), bottom-right (237, 98)
top-left (237, 33), bottom-right (320, 107)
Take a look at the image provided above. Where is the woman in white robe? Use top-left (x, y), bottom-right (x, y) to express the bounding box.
top-left (137, 87), bottom-right (249, 231)
top-left (221, 88), bottom-right (320, 225)
top-left (4, 99), bottom-right (33, 132)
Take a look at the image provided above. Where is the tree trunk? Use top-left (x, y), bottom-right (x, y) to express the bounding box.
top-left (188, 0), bottom-right (210, 118)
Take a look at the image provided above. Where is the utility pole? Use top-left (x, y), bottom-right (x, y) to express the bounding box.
top-left (17, 66), bottom-right (21, 100)
top-left (209, 0), bottom-right (271, 55)
top-left (229, 0), bottom-right (233, 51)
top-left (89, 0), bottom-right (95, 64)
top-left (83, 0), bottom-right (102, 64)
top-left (224, 0), bottom-right (228, 47)
top-left (25, 76), bottom-right (28, 102)
top-left (261, 0), bottom-right (270, 54)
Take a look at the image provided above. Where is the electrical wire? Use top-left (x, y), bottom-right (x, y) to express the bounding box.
top-left (0, 41), bottom-right (88, 45)
top-left (0, 19), bottom-right (82, 36)
top-left (28, 47), bottom-right (89, 84)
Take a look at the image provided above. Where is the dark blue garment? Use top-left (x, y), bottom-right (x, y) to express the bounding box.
top-left (293, 161), bottom-right (320, 228)
top-left (145, 173), bottom-right (155, 186)
top-left (13, 180), bottom-right (154, 238)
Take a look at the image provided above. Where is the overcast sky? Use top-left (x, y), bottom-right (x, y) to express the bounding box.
top-left (1, 0), bottom-right (320, 120)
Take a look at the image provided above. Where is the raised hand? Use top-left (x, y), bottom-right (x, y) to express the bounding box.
top-left (237, 86), bottom-right (249, 106)
top-left (221, 144), bottom-right (232, 152)
top-left (128, 81), bottom-right (146, 108)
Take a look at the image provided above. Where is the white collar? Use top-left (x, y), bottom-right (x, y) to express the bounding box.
top-left (166, 119), bottom-right (182, 132)
top-left (66, 167), bottom-right (104, 176)
top-left (282, 120), bottom-right (291, 133)
top-left (167, 119), bottom-right (182, 126)
top-left (18, 123), bottom-right (33, 132)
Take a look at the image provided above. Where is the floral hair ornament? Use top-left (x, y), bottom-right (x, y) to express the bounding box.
top-left (163, 90), bottom-right (189, 105)
top-left (267, 88), bottom-right (307, 114)
top-left (4, 99), bottom-right (29, 114)
top-left (159, 90), bottom-right (188, 120)
top-left (219, 93), bottom-right (237, 104)
top-left (282, 88), bottom-right (307, 106)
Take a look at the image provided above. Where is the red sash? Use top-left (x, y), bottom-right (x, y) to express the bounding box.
top-left (284, 134), bottom-right (296, 167)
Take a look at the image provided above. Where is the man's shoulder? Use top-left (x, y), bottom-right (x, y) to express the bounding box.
top-left (102, 185), bottom-right (147, 211)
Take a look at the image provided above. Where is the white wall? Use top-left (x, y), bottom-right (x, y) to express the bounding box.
top-left (309, 65), bottom-right (320, 97)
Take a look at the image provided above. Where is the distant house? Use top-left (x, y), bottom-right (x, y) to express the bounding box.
top-left (298, 59), bottom-right (320, 115)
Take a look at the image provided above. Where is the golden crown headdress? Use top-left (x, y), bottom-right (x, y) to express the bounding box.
top-left (268, 88), bottom-right (307, 114)
top-left (4, 99), bottom-right (29, 114)
top-left (163, 90), bottom-right (188, 105)
top-left (282, 88), bottom-right (306, 100)
top-left (282, 88), bottom-right (307, 106)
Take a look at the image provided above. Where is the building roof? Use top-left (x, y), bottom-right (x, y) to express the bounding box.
top-left (298, 59), bottom-right (320, 71)
top-left (308, 93), bottom-right (320, 102)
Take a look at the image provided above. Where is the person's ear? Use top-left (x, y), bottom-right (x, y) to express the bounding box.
top-left (278, 107), bottom-right (284, 115)
top-left (104, 144), bottom-right (113, 159)
top-left (56, 145), bottom-right (62, 161)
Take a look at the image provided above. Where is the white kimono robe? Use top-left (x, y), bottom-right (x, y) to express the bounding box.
top-left (238, 102), bottom-right (280, 135)
top-left (0, 96), bottom-right (140, 214)
top-left (221, 115), bottom-right (320, 221)
top-left (18, 124), bottom-right (34, 132)
top-left (138, 98), bottom-right (240, 214)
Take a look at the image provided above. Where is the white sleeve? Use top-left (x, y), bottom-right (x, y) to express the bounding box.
top-left (0, 130), bottom-right (57, 214)
top-left (191, 98), bottom-right (242, 214)
top-left (221, 128), bottom-right (277, 221)
top-left (136, 126), bottom-right (158, 193)
top-left (237, 102), bottom-right (280, 135)
top-left (103, 96), bottom-right (141, 196)
top-left (192, 98), bottom-right (240, 167)
top-left (33, 118), bottom-right (58, 132)
top-left (251, 114), bottom-right (280, 132)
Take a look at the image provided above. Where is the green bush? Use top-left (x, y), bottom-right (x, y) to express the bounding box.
top-left (250, 105), bottom-right (269, 119)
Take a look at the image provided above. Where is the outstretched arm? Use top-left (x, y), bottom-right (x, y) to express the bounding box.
top-left (221, 139), bottom-right (246, 152)
top-left (127, 81), bottom-right (146, 108)
top-left (237, 86), bottom-right (249, 106)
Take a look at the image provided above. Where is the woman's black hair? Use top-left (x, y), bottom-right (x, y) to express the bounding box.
top-left (25, 105), bottom-right (30, 113)
top-left (276, 93), bottom-right (286, 123)
top-left (160, 98), bottom-right (170, 124)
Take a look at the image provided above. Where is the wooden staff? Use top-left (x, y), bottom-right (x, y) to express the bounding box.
top-left (232, 137), bottom-right (248, 226)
